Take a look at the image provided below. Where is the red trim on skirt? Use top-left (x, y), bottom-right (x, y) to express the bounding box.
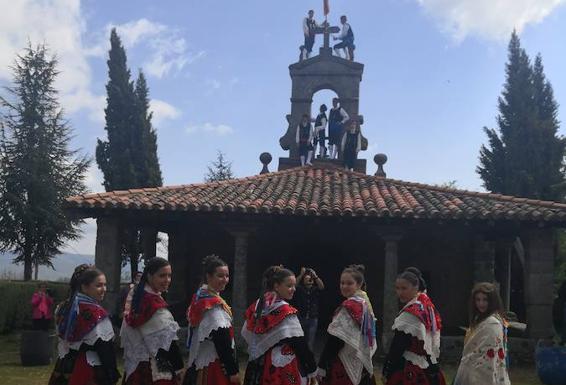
top-left (194, 359), bottom-right (237, 385)
top-left (385, 363), bottom-right (446, 385)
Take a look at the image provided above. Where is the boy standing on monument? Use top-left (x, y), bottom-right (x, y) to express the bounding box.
top-left (313, 104), bottom-right (328, 158)
top-left (301, 10), bottom-right (319, 61)
top-left (333, 15), bottom-right (355, 61)
top-left (328, 98), bottom-right (349, 159)
top-left (296, 113), bottom-right (314, 166)
top-left (341, 120), bottom-right (361, 171)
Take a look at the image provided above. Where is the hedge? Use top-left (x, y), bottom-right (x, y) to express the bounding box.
top-left (0, 280), bottom-right (69, 334)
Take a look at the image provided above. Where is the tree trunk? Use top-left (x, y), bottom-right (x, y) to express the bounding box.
top-left (23, 251), bottom-right (32, 281)
top-left (34, 260), bottom-right (39, 280)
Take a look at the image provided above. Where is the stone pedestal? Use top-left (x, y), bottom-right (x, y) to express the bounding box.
top-left (523, 229), bottom-right (555, 339)
top-left (278, 157), bottom-right (367, 173)
top-left (95, 217), bottom-right (122, 315)
top-left (473, 236), bottom-right (496, 283)
top-left (382, 234), bottom-right (402, 351)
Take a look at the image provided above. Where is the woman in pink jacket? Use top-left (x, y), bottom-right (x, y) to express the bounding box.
top-left (31, 282), bottom-right (54, 331)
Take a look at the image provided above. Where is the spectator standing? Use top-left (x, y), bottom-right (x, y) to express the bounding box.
top-left (31, 282), bottom-right (54, 331)
top-left (293, 267), bottom-right (325, 350)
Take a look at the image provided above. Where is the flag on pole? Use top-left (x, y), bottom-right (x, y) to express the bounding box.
top-left (323, 0), bottom-right (330, 16)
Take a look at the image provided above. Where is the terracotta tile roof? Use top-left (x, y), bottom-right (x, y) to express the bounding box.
top-left (65, 164), bottom-right (566, 222)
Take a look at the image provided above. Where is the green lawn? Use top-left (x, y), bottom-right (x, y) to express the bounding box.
top-left (0, 333), bottom-right (543, 385)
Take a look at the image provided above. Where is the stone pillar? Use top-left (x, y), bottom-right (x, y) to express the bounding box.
top-left (473, 235), bottom-right (496, 283)
top-left (228, 229), bottom-right (250, 344)
top-left (95, 217), bottom-right (122, 315)
top-left (523, 229), bottom-right (555, 339)
top-left (167, 229), bottom-right (188, 303)
top-left (141, 228), bottom-right (158, 260)
top-left (382, 234), bottom-right (402, 351)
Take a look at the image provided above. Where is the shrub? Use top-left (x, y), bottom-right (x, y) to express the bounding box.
top-left (0, 281), bottom-right (69, 334)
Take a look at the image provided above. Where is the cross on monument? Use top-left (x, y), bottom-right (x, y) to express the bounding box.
top-left (314, 23), bottom-right (340, 54)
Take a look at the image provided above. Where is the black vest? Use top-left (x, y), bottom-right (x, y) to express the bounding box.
top-left (315, 112), bottom-right (327, 128)
top-left (329, 107), bottom-right (342, 124)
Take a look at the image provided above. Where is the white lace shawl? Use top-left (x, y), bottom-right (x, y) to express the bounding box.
top-left (453, 315), bottom-right (510, 385)
top-left (120, 308), bottom-right (180, 380)
top-left (327, 307), bottom-right (377, 385)
top-left (57, 317), bottom-right (114, 366)
top-left (241, 313), bottom-right (304, 361)
top-left (391, 298), bottom-right (441, 369)
top-left (187, 304), bottom-right (233, 370)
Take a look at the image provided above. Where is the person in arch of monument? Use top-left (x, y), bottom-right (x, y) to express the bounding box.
top-left (313, 104), bottom-right (328, 158)
top-left (328, 98), bottom-right (350, 159)
top-left (333, 15), bottom-right (355, 61)
top-left (341, 120), bottom-right (361, 171)
top-left (301, 10), bottom-right (320, 61)
top-left (296, 113), bottom-right (315, 166)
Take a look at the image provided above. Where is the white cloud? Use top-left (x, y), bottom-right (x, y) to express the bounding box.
top-left (186, 122), bottom-right (235, 136)
top-left (416, 0), bottom-right (566, 41)
top-left (0, 0), bottom-right (104, 121)
top-left (150, 99), bottom-right (181, 126)
top-left (84, 163), bottom-right (104, 193)
top-left (87, 18), bottom-right (205, 79)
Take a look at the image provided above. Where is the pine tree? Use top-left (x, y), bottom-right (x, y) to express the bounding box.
top-left (477, 32), bottom-right (565, 201)
top-left (0, 44), bottom-right (90, 280)
top-left (205, 151), bottom-right (234, 182)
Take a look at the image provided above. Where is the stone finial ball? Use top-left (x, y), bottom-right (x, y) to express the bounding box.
top-left (374, 153), bottom-right (388, 165)
top-left (260, 152), bottom-right (272, 165)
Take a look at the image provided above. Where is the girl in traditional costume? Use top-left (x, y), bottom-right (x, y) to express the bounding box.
top-left (121, 257), bottom-right (184, 385)
top-left (453, 282), bottom-right (510, 385)
top-left (382, 268), bottom-right (446, 385)
top-left (242, 266), bottom-right (317, 385)
top-left (49, 265), bottom-right (119, 385)
top-left (317, 264), bottom-right (377, 385)
top-left (184, 255), bottom-right (240, 385)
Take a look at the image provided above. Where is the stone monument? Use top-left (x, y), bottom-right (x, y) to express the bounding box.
top-left (278, 19), bottom-right (368, 173)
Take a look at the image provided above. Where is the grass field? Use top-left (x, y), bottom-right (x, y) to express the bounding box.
top-left (0, 333), bottom-right (544, 385)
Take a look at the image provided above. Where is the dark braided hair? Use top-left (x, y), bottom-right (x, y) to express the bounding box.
top-left (342, 264), bottom-right (366, 290)
top-left (201, 255), bottom-right (228, 284)
top-left (400, 267), bottom-right (427, 292)
top-left (131, 257), bottom-right (170, 315)
top-left (254, 265), bottom-right (295, 322)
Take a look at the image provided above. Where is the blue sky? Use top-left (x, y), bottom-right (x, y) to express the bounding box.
top-left (1, 0), bottom-right (566, 256)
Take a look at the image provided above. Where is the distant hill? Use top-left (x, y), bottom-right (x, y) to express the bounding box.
top-left (0, 252), bottom-right (130, 282)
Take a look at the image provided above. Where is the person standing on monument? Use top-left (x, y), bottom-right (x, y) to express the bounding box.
top-left (296, 113), bottom-right (314, 166)
top-left (328, 98), bottom-right (349, 159)
top-left (333, 15), bottom-right (355, 61)
top-left (301, 10), bottom-right (319, 61)
top-left (341, 120), bottom-right (361, 171)
top-left (313, 104), bottom-right (328, 158)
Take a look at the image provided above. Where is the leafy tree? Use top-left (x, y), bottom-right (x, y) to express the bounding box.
top-left (477, 32), bottom-right (566, 201)
top-left (205, 151), bottom-right (234, 182)
top-left (0, 44), bottom-right (90, 280)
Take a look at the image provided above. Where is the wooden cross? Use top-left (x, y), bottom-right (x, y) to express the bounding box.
top-left (314, 22), bottom-right (340, 49)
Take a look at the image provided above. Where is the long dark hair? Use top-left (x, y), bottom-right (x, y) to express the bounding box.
top-left (469, 282), bottom-right (504, 328)
top-left (131, 257), bottom-right (171, 315)
top-left (67, 264), bottom-right (103, 297)
top-left (254, 265), bottom-right (294, 321)
top-left (403, 266), bottom-right (427, 292)
top-left (201, 254), bottom-right (228, 285)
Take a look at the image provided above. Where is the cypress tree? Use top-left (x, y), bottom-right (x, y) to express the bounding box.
top-left (134, 70), bottom-right (162, 188)
top-left (0, 44), bottom-right (90, 280)
top-left (96, 28), bottom-right (138, 191)
top-left (477, 32), bottom-right (565, 201)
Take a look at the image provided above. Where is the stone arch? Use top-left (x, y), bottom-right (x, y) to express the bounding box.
top-left (279, 55), bottom-right (367, 158)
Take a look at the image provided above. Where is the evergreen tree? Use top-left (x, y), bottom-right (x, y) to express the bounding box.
top-left (477, 32), bottom-right (565, 201)
top-left (134, 70), bottom-right (162, 188)
top-left (0, 44), bottom-right (90, 280)
top-left (96, 28), bottom-right (138, 191)
top-left (205, 151), bottom-right (234, 182)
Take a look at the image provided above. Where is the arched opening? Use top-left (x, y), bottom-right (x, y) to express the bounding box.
top-left (311, 89), bottom-right (339, 159)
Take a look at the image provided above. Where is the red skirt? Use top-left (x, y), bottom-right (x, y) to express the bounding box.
top-left (385, 363), bottom-right (446, 385)
top-left (244, 344), bottom-right (304, 385)
top-left (49, 351), bottom-right (105, 385)
top-left (123, 361), bottom-right (176, 385)
top-left (320, 358), bottom-right (376, 385)
top-left (192, 359), bottom-right (237, 385)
